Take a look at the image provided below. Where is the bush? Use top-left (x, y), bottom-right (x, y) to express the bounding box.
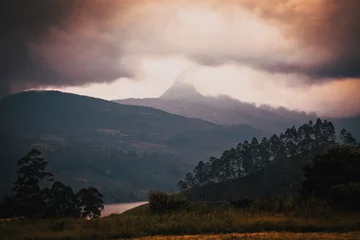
top-left (252, 197), bottom-right (276, 212)
top-left (167, 195), bottom-right (187, 211)
top-left (330, 182), bottom-right (360, 211)
top-left (0, 196), bottom-right (15, 219)
top-left (248, 196), bottom-right (291, 213)
top-left (229, 198), bottom-right (254, 210)
top-left (297, 196), bottom-right (333, 218)
top-left (148, 191), bottom-right (169, 213)
top-left (148, 190), bottom-right (187, 213)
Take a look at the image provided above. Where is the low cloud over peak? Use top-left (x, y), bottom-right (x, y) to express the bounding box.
top-left (1, 0), bottom-right (360, 116)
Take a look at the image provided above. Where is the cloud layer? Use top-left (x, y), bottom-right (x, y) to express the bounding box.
top-left (1, 0), bottom-right (360, 115)
top-left (0, 0), bottom-right (133, 95)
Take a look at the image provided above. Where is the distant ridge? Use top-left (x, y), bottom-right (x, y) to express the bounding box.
top-left (116, 80), bottom-right (310, 133)
top-left (116, 83), bottom-right (360, 139)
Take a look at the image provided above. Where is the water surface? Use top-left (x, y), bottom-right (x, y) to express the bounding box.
top-left (101, 201), bottom-right (147, 217)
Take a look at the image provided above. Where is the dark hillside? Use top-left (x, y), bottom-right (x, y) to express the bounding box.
top-left (0, 91), bottom-right (264, 201)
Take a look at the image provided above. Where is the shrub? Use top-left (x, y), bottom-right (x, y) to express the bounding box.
top-left (330, 182), bottom-right (360, 211)
top-left (252, 197), bottom-right (276, 212)
top-left (298, 196), bottom-right (333, 218)
top-left (148, 191), bottom-right (168, 213)
top-left (167, 195), bottom-right (187, 211)
top-left (248, 196), bottom-right (291, 213)
top-left (229, 198), bottom-right (254, 210)
top-left (148, 191), bottom-right (187, 213)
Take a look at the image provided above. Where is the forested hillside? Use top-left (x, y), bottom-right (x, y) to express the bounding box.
top-left (178, 119), bottom-right (359, 200)
top-left (0, 91), bottom-right (264, 202)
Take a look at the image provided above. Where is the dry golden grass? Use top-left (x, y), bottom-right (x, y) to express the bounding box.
top-left (135, 232), bottom-right (360, 240)
top-left (2, 203), bottom-right (360, 240)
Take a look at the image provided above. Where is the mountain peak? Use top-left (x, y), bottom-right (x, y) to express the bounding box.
top-left (160, 81), bottom-right (203, 100)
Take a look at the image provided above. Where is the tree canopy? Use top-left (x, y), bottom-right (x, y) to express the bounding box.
top-left (178, 119), bottom-right (357, 201)
top-left (12, 149), bottom-right (54, 218)
top-left (301, 148), bottom-right (360, 199)
top-left (1, 149), bottom-right (104, 219)
top-left (76, 187), bottom-right (104, 218)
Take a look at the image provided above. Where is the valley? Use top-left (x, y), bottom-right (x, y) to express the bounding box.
top-left (0, 86), bottom-right (359, 202)
top-left (0, 91), bottom-right (264, 202)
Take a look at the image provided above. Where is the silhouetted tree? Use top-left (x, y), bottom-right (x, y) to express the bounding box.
top-left (259, 137), bottom-right (271, 168)
top-left (340, 128), bottom-right (357, 146)
top-left (283, 127), bottom-right (298, 157)
top-left (330, 182), bottom-right (360, 211)
top-left (184, 172), bottom-right (194, 188)
top-left (178, 119), bottom-right (357, 202)
top-left (301, 147), bottom-right (360, 199)
top-left (12, 149), bottom-right (54, 218)
top-left (0, 196), bottom-right (15, 218)
top-left (242, 141), bottom-right (254, 175)
top-left (2, 149), bottom-right (105, 219)
top-left (250, 138), bottom-right (261, 171)
top-left (177, 180), bottom-right (188, 191)
top-left (208, 157), bottom-right (220, 183)
top-left (269, 134), bottom-right (282, 159)
top-left (219, 149), bottom-right (237, 181)
top-left (322, 120), bottom-right (336, 143)
top-left (43, 181), bottom-right (78, 218)
top-left (297, 123), bottom-right (314, 152)
top-left (76, 187), bottom-right (104, 218)
top-left (194, 161), bottom-right (207, 186)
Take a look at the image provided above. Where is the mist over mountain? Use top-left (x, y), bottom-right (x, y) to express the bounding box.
top-left (160, 80), bottom-right (203, 101)
top-left (115, 81), bottom-right (360, 139)
top-left (116, 82), bottom-right (312, 133)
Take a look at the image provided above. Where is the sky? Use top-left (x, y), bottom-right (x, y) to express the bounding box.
top-left (1, 0), bottom-right (360, 117)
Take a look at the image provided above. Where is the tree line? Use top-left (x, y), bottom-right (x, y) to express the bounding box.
top-left (177, 118), bottom-right (358, 198)
top-left (0, 149), bottom-right (104, 219)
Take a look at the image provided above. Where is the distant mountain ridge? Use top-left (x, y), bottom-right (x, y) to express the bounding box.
top-left (115, 81), bottom-right (313, 133)
top-left (115, 81), bottom-right (360, 139)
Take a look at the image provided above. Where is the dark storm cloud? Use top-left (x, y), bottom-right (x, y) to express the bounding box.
top-left (0, 0), bottom-right (72, 95)
top-left (1, 0), bottom-right (360, 96)
top-left (236, 0), bottom-right (360, 80)
top-left (125, 0), bottom-right (360, 82)
top-left (0, 0), bottom-right (132, 96)
top-left (303, 0), bottom-right (360, 79)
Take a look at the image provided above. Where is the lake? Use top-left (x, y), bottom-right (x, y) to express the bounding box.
top-left (101, 201), bottom-right (148, 217)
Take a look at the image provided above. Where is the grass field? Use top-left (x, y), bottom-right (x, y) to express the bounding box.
top-left (135, 232), bottom-right (360, 240)
top-left (1, 203), bottom-right (360, 240)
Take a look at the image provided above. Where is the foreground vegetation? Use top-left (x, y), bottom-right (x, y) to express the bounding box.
top-left (0, 150), bottom-right (104, 219)
top-left (2, 202), bottom-right (360, 240)
top-left (1, 119), bottom-right (360, 239)
top-left (135, 232), bottom-right (360, 240)
top-left (178, 119), bottom-right (359, 201)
